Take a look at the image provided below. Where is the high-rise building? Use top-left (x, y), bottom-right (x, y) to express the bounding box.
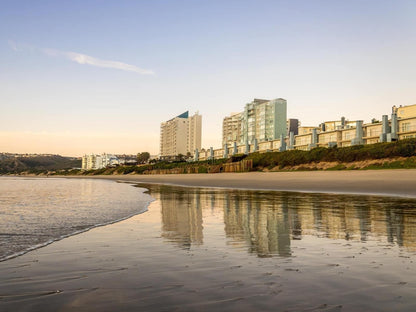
top-left (222, 112), bottom-right (243, 145)
top-left (223, 98), bottom-right (287, 145)
top-left (188, 112), bottom-right (202, 156)
top-left (160, 111), bottom-right (202, 158)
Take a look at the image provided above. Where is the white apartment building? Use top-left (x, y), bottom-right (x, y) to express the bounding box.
top-left (188, 112), bottom-right (202, 155)
top-left (160, 111), bottom-right (202, 158)
top-left (81, 153), bottom-right (119, 170)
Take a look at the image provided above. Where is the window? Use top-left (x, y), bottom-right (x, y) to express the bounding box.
top-left (343, 132), bottom-right (353, 140)
top-left (367, 128), bottom-right (381, 137)
top-left (402, 123), bottom-right (409, 132)
top-left (401, 123), bottom-right (411, 132)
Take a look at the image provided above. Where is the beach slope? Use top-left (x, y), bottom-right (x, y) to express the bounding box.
top-left (85, 169), bottom-right (416, 198)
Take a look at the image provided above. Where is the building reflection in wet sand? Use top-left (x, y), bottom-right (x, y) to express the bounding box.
top-left (142, 184), bottom-right (416, 257)
top-left (153, 185), bottom-right (204, 249)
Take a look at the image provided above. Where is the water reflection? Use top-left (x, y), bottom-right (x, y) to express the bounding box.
top-left (154, 185), bottom-right (203, 249)
top-left (222, 192), bottom-right (291, 257)
top-left (142, 184), bottom-right (416, 257)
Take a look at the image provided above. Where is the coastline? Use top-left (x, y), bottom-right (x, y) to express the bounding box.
top-left (62, 169), bottom-right (416, 198)
top-left (3, 178), bottom-right (416, 311)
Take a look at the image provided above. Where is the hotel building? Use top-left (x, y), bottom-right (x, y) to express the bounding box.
top-left (160, 111), bottom-right (202, 158)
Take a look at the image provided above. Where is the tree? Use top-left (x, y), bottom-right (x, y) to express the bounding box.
top-left (137, 152), bottom-right (150, 164)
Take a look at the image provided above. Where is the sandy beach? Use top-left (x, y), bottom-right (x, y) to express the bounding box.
top-left (81, 169), bottom-right (416, 198)
top-left (2, 172), bottom-right (416, 311)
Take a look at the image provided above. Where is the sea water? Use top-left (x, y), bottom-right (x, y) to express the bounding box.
top-left (0, 177), bottom-right (152, 261)
top-left (2, 180), bottom-right (416, 310)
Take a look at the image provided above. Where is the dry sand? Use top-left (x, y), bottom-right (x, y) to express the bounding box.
top-left (82, 169), bottom-right (416, 198)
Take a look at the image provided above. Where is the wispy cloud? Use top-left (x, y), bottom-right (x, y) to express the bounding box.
top-left (8, 40), bottom-right (155, 75)
top-left (43, 48), bottom-right (155, 75)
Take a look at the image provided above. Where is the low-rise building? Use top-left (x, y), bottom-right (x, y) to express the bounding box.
top-left (318, 130), bottom-right (341, 148)
top-left (195, 103), bottom-right (416, 162)
top-left (294, 133), bottom-right (312, 151)
top-left (363, 122), bottom-right (382, 145)
top-left (398, 117), bottom-right (416, 139)
top-left (396, 104), bottom-right (416, 119)
top-left (396, 104), bottom-right (416, 139)
top-left (298, 126), bottom-right (320, 135)
top-left (82, 153), bottom-right (119, 170)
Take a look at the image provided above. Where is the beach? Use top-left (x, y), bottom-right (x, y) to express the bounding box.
top-left (2, 172), bottom-right (416, 311)
top-left (82, 169), bottom-right (416, 198)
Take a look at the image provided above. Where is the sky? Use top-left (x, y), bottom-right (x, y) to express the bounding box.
top-left (1, 0), bottom-right (415, 156)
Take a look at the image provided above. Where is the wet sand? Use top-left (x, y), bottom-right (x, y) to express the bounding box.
top-left (84, 169), bottom-right (416, 198)
top-left (3, 173), bottom-right (416, 311)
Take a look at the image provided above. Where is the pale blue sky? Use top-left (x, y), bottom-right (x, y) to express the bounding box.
top-left (1, 0), bottom-right (415, 155)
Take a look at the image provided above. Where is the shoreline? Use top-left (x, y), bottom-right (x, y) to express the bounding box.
top-left (3, 177), bottom-right (416, 311)
top-left (59, 169), bottom-right (416, 199)
top-left (0, 178), bottom-right (155, 264)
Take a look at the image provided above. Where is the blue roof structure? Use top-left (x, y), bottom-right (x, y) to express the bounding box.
top-left (176, 111), bottom-right (189, 119)
top-left (167, 111), bottom-right (189, 122)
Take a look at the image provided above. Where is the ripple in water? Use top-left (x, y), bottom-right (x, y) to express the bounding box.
top-left (0, 177), bottom-right (153, 261)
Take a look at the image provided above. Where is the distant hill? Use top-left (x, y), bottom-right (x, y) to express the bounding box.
top-left (0, 155), bottom-right (81, 174)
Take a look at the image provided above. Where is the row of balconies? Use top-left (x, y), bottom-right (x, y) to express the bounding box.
top-left (196, 118), bottom-right (416, 161)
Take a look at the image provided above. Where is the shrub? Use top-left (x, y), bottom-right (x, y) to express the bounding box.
top-left (245, 139), bottom-right (416, 170)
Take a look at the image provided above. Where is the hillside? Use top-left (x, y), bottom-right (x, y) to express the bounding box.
top-left (0, 155), bottom-right (81, 174)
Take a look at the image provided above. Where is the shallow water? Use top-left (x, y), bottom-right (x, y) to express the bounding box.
top-left (146, 184), bottom-right (416, 257)
top-left (0, 177), bottom-right (152, 261)
top-left (141, 184), bottom-right (416, 311)
top-left (2, 180), bottom-right (416, 311)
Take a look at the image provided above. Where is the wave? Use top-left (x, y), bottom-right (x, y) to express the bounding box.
top-left (0, 197), bottom-right (153, 263)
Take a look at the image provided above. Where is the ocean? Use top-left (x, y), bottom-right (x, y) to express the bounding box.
top-left (0, 177), bottom-right (152, 261)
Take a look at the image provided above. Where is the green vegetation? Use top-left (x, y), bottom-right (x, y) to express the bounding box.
top-left (359, 158), bottom-right (416, 170)
top-left (65, 158), bottom-right (230, 176)
top-left (246, 139), bottom-right (416, 170)
top-left (126, 158), bottom-right (228, 174)
top-left (326, 164), bottom-right (348, 171)
top-left (5, 139), bottom-right (416, 176)
top-left (72, 139), bottom-right (416, 176)
top-left (137, 152), bottom-right (150, 164)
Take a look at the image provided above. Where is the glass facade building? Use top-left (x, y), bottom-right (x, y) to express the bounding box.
top-left (240, 98), bottom-right (287, 144)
